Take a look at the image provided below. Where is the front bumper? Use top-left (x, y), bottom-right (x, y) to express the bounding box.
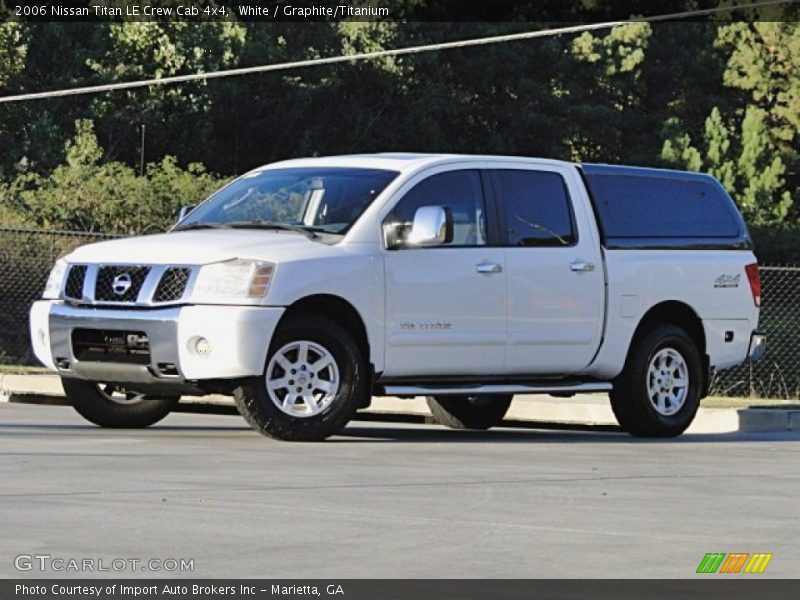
top-left (30, 301), bottom-right (284, 389)
top-left (745, 330), bottom-right (767, 363)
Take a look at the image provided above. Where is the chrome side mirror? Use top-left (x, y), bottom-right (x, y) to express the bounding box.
top-left (406, 206), bottom-right (453, 247)
top-left (176, 205), bottom-right (196, 223)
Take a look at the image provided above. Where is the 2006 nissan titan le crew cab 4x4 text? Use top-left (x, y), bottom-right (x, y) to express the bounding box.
top-left (30, 154), bottom-right (766, 441)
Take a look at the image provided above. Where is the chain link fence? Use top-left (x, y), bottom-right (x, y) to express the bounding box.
top-left (0, 227), bottom-right (120, 365)
top-left (709, 265), bottom-right (800, 399)
top-left (1, 227), bottom-right (798, 398)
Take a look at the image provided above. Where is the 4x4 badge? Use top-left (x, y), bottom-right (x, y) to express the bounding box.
top-left (714, 274), bottom-right (740, 289)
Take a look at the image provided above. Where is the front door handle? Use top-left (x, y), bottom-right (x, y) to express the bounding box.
top-left (570, 260), bottom-right (595, 272)
top-left (476, 262), bottom-right (503, 274)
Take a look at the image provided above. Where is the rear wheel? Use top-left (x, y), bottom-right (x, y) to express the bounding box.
top-left (610, 323), bottom-right (703, 437)
top-left (234, 314), bottom-right (368, 441)
top-left (426, 394), bottom-right (513, 430)
top-left (62, 378), bottom-right (179, 428)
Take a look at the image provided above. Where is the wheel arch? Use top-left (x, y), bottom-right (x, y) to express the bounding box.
top-left (629, 300), bottom-right (709, 394)
top-left (280, 294), bottom-right (372, 370)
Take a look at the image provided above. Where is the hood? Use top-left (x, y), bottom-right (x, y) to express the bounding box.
top-left (67, 230), bottom-right (326, 265)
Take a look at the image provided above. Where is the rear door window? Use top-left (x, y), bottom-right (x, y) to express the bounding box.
top-left (491, 169), bottom-right (576, 247)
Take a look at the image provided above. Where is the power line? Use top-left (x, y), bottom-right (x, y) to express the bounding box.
top-left (0, 0), bottom-right (793, 104)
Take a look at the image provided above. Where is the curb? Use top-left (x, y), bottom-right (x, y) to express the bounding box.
top-left (738, 408), bottom-right (800, 433)
top-left (2, 390), bottom-right (622, 432)
top-left (2, 374), bottom-right (799, 434)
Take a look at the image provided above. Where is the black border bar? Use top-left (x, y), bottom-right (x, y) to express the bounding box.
top-left (2, 0), bottom-right (797, 23)
top-left (4, 580), bottom-right (799, 600)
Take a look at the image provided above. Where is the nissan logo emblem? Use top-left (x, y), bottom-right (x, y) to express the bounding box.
top-left (112, 273), bottom-right (133, 296)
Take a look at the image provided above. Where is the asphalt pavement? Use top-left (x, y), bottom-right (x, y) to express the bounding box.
top-left (1, 402), bottom-right (798, 579)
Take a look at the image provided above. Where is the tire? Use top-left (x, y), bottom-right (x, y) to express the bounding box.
top-left (233, 314), bottom-right (368, 441)
top-left (62, 378), bottom-right (179, 428)
top-left (426, 394), bottom-right (513, 430)
top-left (610, 323), bottom-right (704, 437)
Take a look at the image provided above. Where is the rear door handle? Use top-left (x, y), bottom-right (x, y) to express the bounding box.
top-left (570, 261), bottom-right (595, 272)
top-left (476, 262), bottom-right (503, 274)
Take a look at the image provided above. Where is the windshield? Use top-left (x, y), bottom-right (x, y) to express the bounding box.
top-left (176, 167), bottom-right (399, 235)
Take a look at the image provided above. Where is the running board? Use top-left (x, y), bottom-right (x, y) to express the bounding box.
top-left (382, 382), bottom-right (612, 396)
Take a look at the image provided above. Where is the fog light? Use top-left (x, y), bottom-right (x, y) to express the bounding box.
top-left (195, 337), bottom-right (211, 356)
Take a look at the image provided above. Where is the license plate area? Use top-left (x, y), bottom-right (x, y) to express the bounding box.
top-left (71, 329), bottom-right (151, 364)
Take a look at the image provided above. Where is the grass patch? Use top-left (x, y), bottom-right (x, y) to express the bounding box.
top-left (701, 396), bottom-right (798, 409)
top-left (0, 365), bottom-right (51, 375)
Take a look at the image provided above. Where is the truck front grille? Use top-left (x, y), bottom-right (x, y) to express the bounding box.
top-left (63, 264), bottom-right (196, 306)
top-left (64, 265), bottom-right (87, 300)
top-left (94, 266), bottom-right (150, 302)
top-left (153, 268), bottom-right (191, 303)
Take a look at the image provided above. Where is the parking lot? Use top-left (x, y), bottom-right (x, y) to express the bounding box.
top-left (1, 402), bottom-right (798, 579)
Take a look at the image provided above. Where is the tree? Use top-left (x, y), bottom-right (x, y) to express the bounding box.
top-left (659, 21), bottom-right (798, 226)
top-left (715, 22), bottom-right (799, 219)
top-left (86, 19), bottom-right (246, 165)
top-left (0, 23), bottom-right (27, 87)
top-left (662, 106), bottom-right (792, 225)
top-left (2, 119), bottom-right (225, 234)
top-left (0, 23), bottom-right (108, 176)
top-left (1, 16), bottom-right (798, 239)
top-left (717, 22), bottom-right (799, 151)
top-left (567, 22), bottom-right (652, 161)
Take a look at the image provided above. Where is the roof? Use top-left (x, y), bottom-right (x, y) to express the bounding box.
top-left (250, 155), bottom-right (715, 181)
top-left (582, 162), bottom-right (717, 183)
top-left (253, 153), bottom-right (576, 174)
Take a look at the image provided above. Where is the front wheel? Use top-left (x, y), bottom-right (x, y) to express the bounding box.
top-left (233, 314), bottom-right (368, 441)
top-left (426, 394), bottom-right (513, 430)
top-left (62, 378), bottom-right (179, 428)
top-left (610, 323), bottom-right (704, 437)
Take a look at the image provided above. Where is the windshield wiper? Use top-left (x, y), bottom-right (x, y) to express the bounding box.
top-left (173, 222), bottom-right (233, 232)
top-left (174, 220), bottom-right (321, 239)
top-left (225, 220), bottom-right (320, 240)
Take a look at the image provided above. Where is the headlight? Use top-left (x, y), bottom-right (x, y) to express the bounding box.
top-left (192, 258), bottom-right (275, 301)
top-left (42, 258), bottom-right (68, 299)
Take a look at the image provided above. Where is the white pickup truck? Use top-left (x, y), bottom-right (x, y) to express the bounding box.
top-left (30, 153), bottom-right (765, 441)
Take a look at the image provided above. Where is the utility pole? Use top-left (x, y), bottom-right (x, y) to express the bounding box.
top-left (139, 124), bottom-right (146, 176)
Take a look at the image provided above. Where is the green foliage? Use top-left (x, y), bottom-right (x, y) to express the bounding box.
top-left (566, 23), bottom-right (652, 161)
top-left (0, 23), bottom-right (27, 86)
top-left (142, 156), bottom-right (229, 232)
top-left (659, 21), bottom-right (797, 227)
top-left (572, 22), bottom-right (651, 77)
top-left (0, 16), bottom-right (797, 255)
top-left (662, 106), bottom-right (792, 225)
top-left (86, 21), bottom-right (247, 167)
top-left (716, 23), bottom-right (799, 147)
top-left (712, 22), bottom-right (799, 222)
top-left (1, 120), bottom-right (226, 234)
